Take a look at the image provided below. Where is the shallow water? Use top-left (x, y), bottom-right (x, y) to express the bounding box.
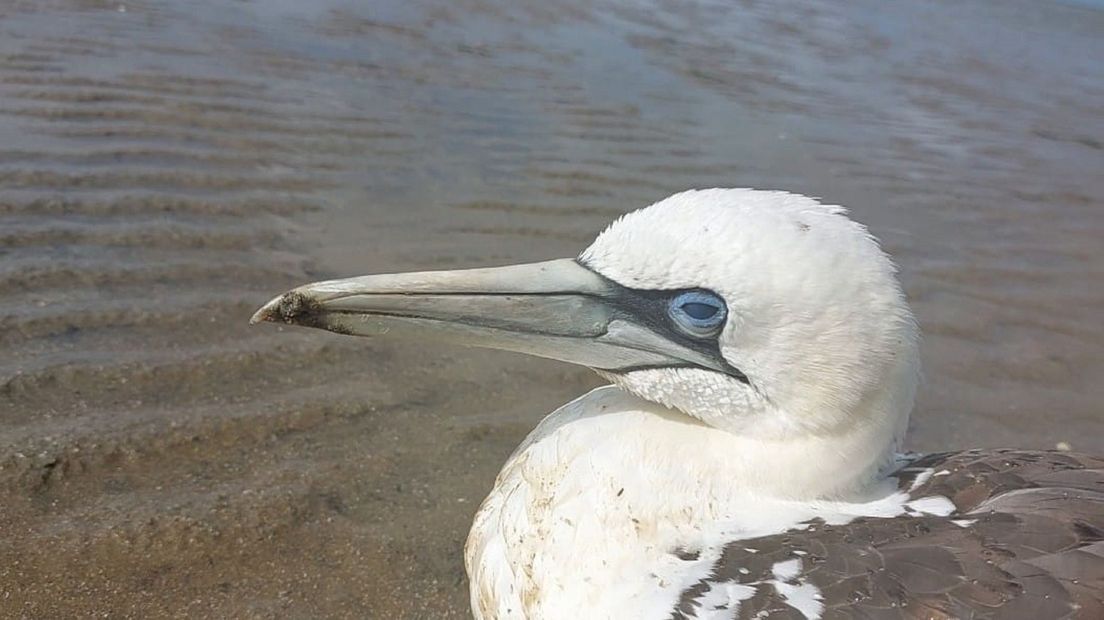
top-left (0, 0), bottom-right (1101, 616)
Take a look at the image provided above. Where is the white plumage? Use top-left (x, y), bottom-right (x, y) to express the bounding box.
top-left (464, 189), bottom-right (920, 618)
top-left (254, 189), bottom-right (1104, 620)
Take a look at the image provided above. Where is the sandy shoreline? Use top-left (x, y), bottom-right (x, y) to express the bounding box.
top-left (1, 0), bottom-right (1102, 617)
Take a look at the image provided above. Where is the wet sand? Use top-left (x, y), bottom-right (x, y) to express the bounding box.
top-left (1, 0), bottom-right (1102, 617)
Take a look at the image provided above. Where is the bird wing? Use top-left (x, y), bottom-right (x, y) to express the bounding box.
top-left (672, 450), bottom-right (1104, 620)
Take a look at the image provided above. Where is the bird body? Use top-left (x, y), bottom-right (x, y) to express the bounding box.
top-left (465, 385), bottom-right (1104, 619)
top-left (253, 189), bottom-right (1104, 619)
top-left (465, 385), bottom-right (940, 620)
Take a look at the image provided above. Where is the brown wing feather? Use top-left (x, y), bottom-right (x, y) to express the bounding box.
top-left (673, 450), bottom-right (1104, 620)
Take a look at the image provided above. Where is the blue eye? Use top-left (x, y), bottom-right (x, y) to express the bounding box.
top-left (668, 291), bottom-right (726, 337)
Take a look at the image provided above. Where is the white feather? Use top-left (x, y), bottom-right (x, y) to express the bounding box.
top-left (465, 189), bottom-right (926, 619)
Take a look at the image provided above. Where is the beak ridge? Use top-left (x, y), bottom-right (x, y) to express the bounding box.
top-left (250, 257), bottom-right (733, 377)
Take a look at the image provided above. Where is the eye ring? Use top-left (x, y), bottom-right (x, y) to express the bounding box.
top-left (668, 290), bottom-right (727, 337)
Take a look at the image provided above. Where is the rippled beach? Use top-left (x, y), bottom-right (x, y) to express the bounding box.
top-left (1, 0), bottom-right (1101, 616)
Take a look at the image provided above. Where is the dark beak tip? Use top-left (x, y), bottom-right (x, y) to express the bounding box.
top-left (249, 290), bottom-right (315, 325)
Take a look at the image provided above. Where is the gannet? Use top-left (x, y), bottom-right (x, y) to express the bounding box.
top-left (252, 189), bottom-right (1104, 619)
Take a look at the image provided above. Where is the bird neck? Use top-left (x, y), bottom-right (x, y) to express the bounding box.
top-left (598, 376), bottom-right (912, 500)
top-left (702, 407), bottom-right (905, 499)
top-left (600, 377), bottom-right (911, 499)
top-left (729, 371), bottom-right (915, 499)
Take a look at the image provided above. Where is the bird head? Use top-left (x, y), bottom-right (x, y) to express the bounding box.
top-left (253, 189), bottom-right (918, 443)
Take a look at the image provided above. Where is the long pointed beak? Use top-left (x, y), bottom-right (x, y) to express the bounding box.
top-left (251, 258), bottom-right (729, 374)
